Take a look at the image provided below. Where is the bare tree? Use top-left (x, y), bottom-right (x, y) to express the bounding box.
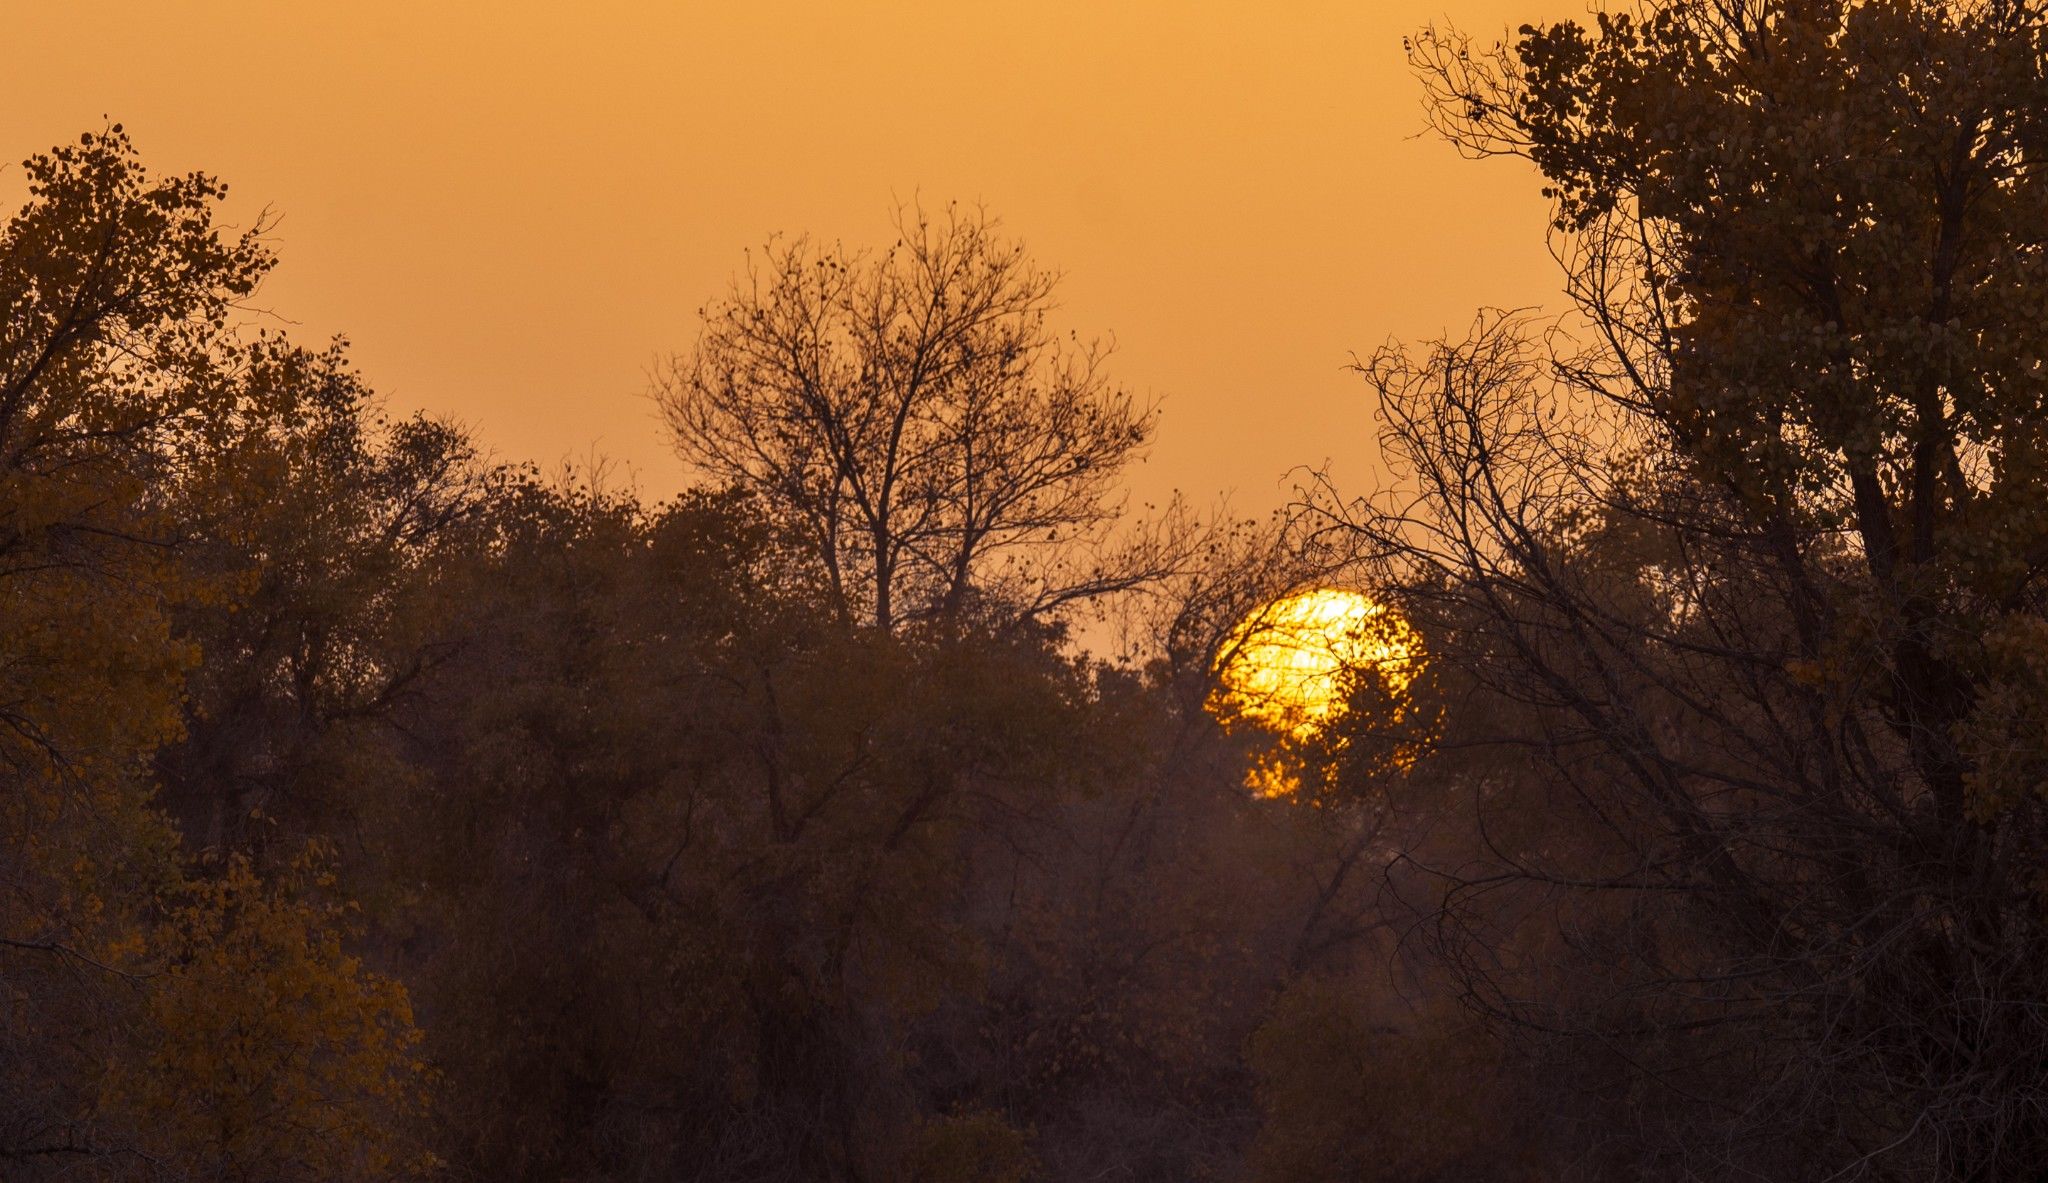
top-left (656, 205), bottom-right (1162, 633)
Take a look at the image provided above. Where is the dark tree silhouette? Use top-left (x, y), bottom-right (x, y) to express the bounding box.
top-left (1311, 3), bottom-right (2048, 1176)
top-left (655, 204), bottom-right (1162, 633)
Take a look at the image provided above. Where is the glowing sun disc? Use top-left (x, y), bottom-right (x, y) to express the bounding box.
top-left (1209, 587), bottom-right (1422, 743)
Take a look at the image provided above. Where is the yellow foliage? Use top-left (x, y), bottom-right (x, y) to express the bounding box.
top-left (104, 847), bottom-right (436, 1180)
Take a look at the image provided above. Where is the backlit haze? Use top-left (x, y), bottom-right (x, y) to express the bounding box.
top-left (8, 1), bottom-right (1564, 513)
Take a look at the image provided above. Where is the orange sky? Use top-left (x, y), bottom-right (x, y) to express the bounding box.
top-left (9, 1), bottom-right (1566, 514)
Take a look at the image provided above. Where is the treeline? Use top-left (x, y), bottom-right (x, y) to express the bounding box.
top-left (0, 127), bottom-right (1519, 1182)
top-left (14, 1), bottom-right (2048, 1179)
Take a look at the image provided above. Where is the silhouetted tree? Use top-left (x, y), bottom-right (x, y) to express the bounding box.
top-left (1313, 3), bottom-right (2048, 1176)
top-left (655, 205), bottom-right (1163, 633)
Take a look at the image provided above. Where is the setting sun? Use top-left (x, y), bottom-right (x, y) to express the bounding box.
top-left (1208, 587), bottom-right (1423, 746)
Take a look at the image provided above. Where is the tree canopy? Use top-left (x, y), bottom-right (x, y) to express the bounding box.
top-left (1315, 1), bottom-right (2048, 1175)
top-left (13, 6), bottom-right (2048, 1177)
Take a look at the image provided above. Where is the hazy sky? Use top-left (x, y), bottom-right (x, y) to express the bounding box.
top-left (9, 1), bottom-right (1566, 513)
